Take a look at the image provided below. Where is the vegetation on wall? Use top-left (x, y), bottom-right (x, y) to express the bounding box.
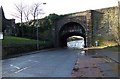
top-left (15, 13), bottom-right (60, 40)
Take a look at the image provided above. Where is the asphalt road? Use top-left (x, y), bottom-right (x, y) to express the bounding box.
top-left (2, 48), bottom-right (81, 77)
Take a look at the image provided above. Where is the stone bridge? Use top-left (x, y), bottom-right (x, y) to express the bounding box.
top-left (52, 10), bottom-right (101, 47)
top-left (52, 6), bottom-right (118, 47)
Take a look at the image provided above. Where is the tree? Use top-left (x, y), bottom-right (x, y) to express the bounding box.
top-left (13, 2), bottom-right (25, 23)
top-left (13, 2), bottom-right (26, 37)
top-left (30, 3), bottom-right (45, 20)
top-left (24, 5), bottom-right (30, 22)
top-left (43, 13), bottom-right (60, 30)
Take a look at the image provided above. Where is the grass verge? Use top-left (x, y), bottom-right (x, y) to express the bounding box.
top-left (3, 36), bottom-right (45, 47)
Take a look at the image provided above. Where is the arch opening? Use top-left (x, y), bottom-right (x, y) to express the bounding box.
top-left (58, 22), bottom-right (86, 47)
top-left (67, 36), bottom-right (84, 49)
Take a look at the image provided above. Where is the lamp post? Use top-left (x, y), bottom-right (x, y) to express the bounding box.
top-left (36, 3), bottom-right (46, 50)
top-left (36, 12), bottom-right (39, 50)
top-left (108, 11), bottom-right (110, 46)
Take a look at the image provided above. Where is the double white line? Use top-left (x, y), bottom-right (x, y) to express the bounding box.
top-left (10, 64), bottom-right (28, 73)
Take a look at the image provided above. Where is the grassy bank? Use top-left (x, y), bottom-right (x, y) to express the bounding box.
top-left (91, 45), bottom-right (120, 52)
top-left (91, 40), bottom-right (119, 52)
top-left (3, 36), bottom-right (45, 47)
top-left (2, 36), bottom-right (53, 59)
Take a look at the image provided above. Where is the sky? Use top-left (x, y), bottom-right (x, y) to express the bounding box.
top-left (0, 0), bottom-right (119, 23)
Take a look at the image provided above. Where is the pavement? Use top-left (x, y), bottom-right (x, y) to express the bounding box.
top-left (96, 49), bottom-right (119, 63)
top-left (71, 48), bottom-right (119, 77)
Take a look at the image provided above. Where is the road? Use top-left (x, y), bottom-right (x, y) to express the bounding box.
top-left (2, 40), bottom-right (119, 77)
top-left (2, 48), bottom-right (81, 77)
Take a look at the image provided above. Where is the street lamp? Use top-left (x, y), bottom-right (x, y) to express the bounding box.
top-left (36, 3), bottom-right (46, 50)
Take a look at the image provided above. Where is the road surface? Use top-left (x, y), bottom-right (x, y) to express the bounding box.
top-left (2, 40), bottom-right (118, 77)
top-left (2, 48), bottom-right (81, 77)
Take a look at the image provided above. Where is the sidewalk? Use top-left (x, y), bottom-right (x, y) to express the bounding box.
top-left (97, 48), bottom-right (119, 63)
top-left (71, 56), bottom-right (105, 77)
top-left (71, 48), bottom-right (119, 77)
top-left (82, 47), bottom-right (119, 63)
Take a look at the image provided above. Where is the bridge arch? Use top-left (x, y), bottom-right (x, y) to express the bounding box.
top-left (58, 22), bottom-right (87, 47)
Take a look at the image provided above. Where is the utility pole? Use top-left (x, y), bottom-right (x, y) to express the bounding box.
top-left (36, 3), bottom-right (46, 50)
top-left (36, 10), bottom-right (39, 50)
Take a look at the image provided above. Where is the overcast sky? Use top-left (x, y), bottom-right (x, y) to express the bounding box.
top-left (0, 0), bottom-right (119, 22)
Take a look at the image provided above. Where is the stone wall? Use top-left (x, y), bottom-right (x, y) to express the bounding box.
top-left (96, 6), bottom-right (119, 45)
top-left (91, 10), bottom-right (103, 46)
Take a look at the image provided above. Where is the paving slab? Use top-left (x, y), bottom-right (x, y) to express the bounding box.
top-left (97, 63), bottom-right (112, 71)
top-left (71, 49), bottom-right (119, 77)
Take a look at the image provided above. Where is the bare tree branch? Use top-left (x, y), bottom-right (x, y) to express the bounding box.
top-left (30, 3), bottom-right (43, 20)
top-left (13, 2), bottom-right (26, 37)
top-left (24, 6), bottom-right (30, 22)
top-left (13, 2), bottom-right (26, 23)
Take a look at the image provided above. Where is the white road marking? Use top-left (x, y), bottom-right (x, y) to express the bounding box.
top-left (15, 67), bottom-right (28, 73)
top-left (28, 60), bottom-right (39, 62)
top-left (10, 64), bottom-right (20, 70)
